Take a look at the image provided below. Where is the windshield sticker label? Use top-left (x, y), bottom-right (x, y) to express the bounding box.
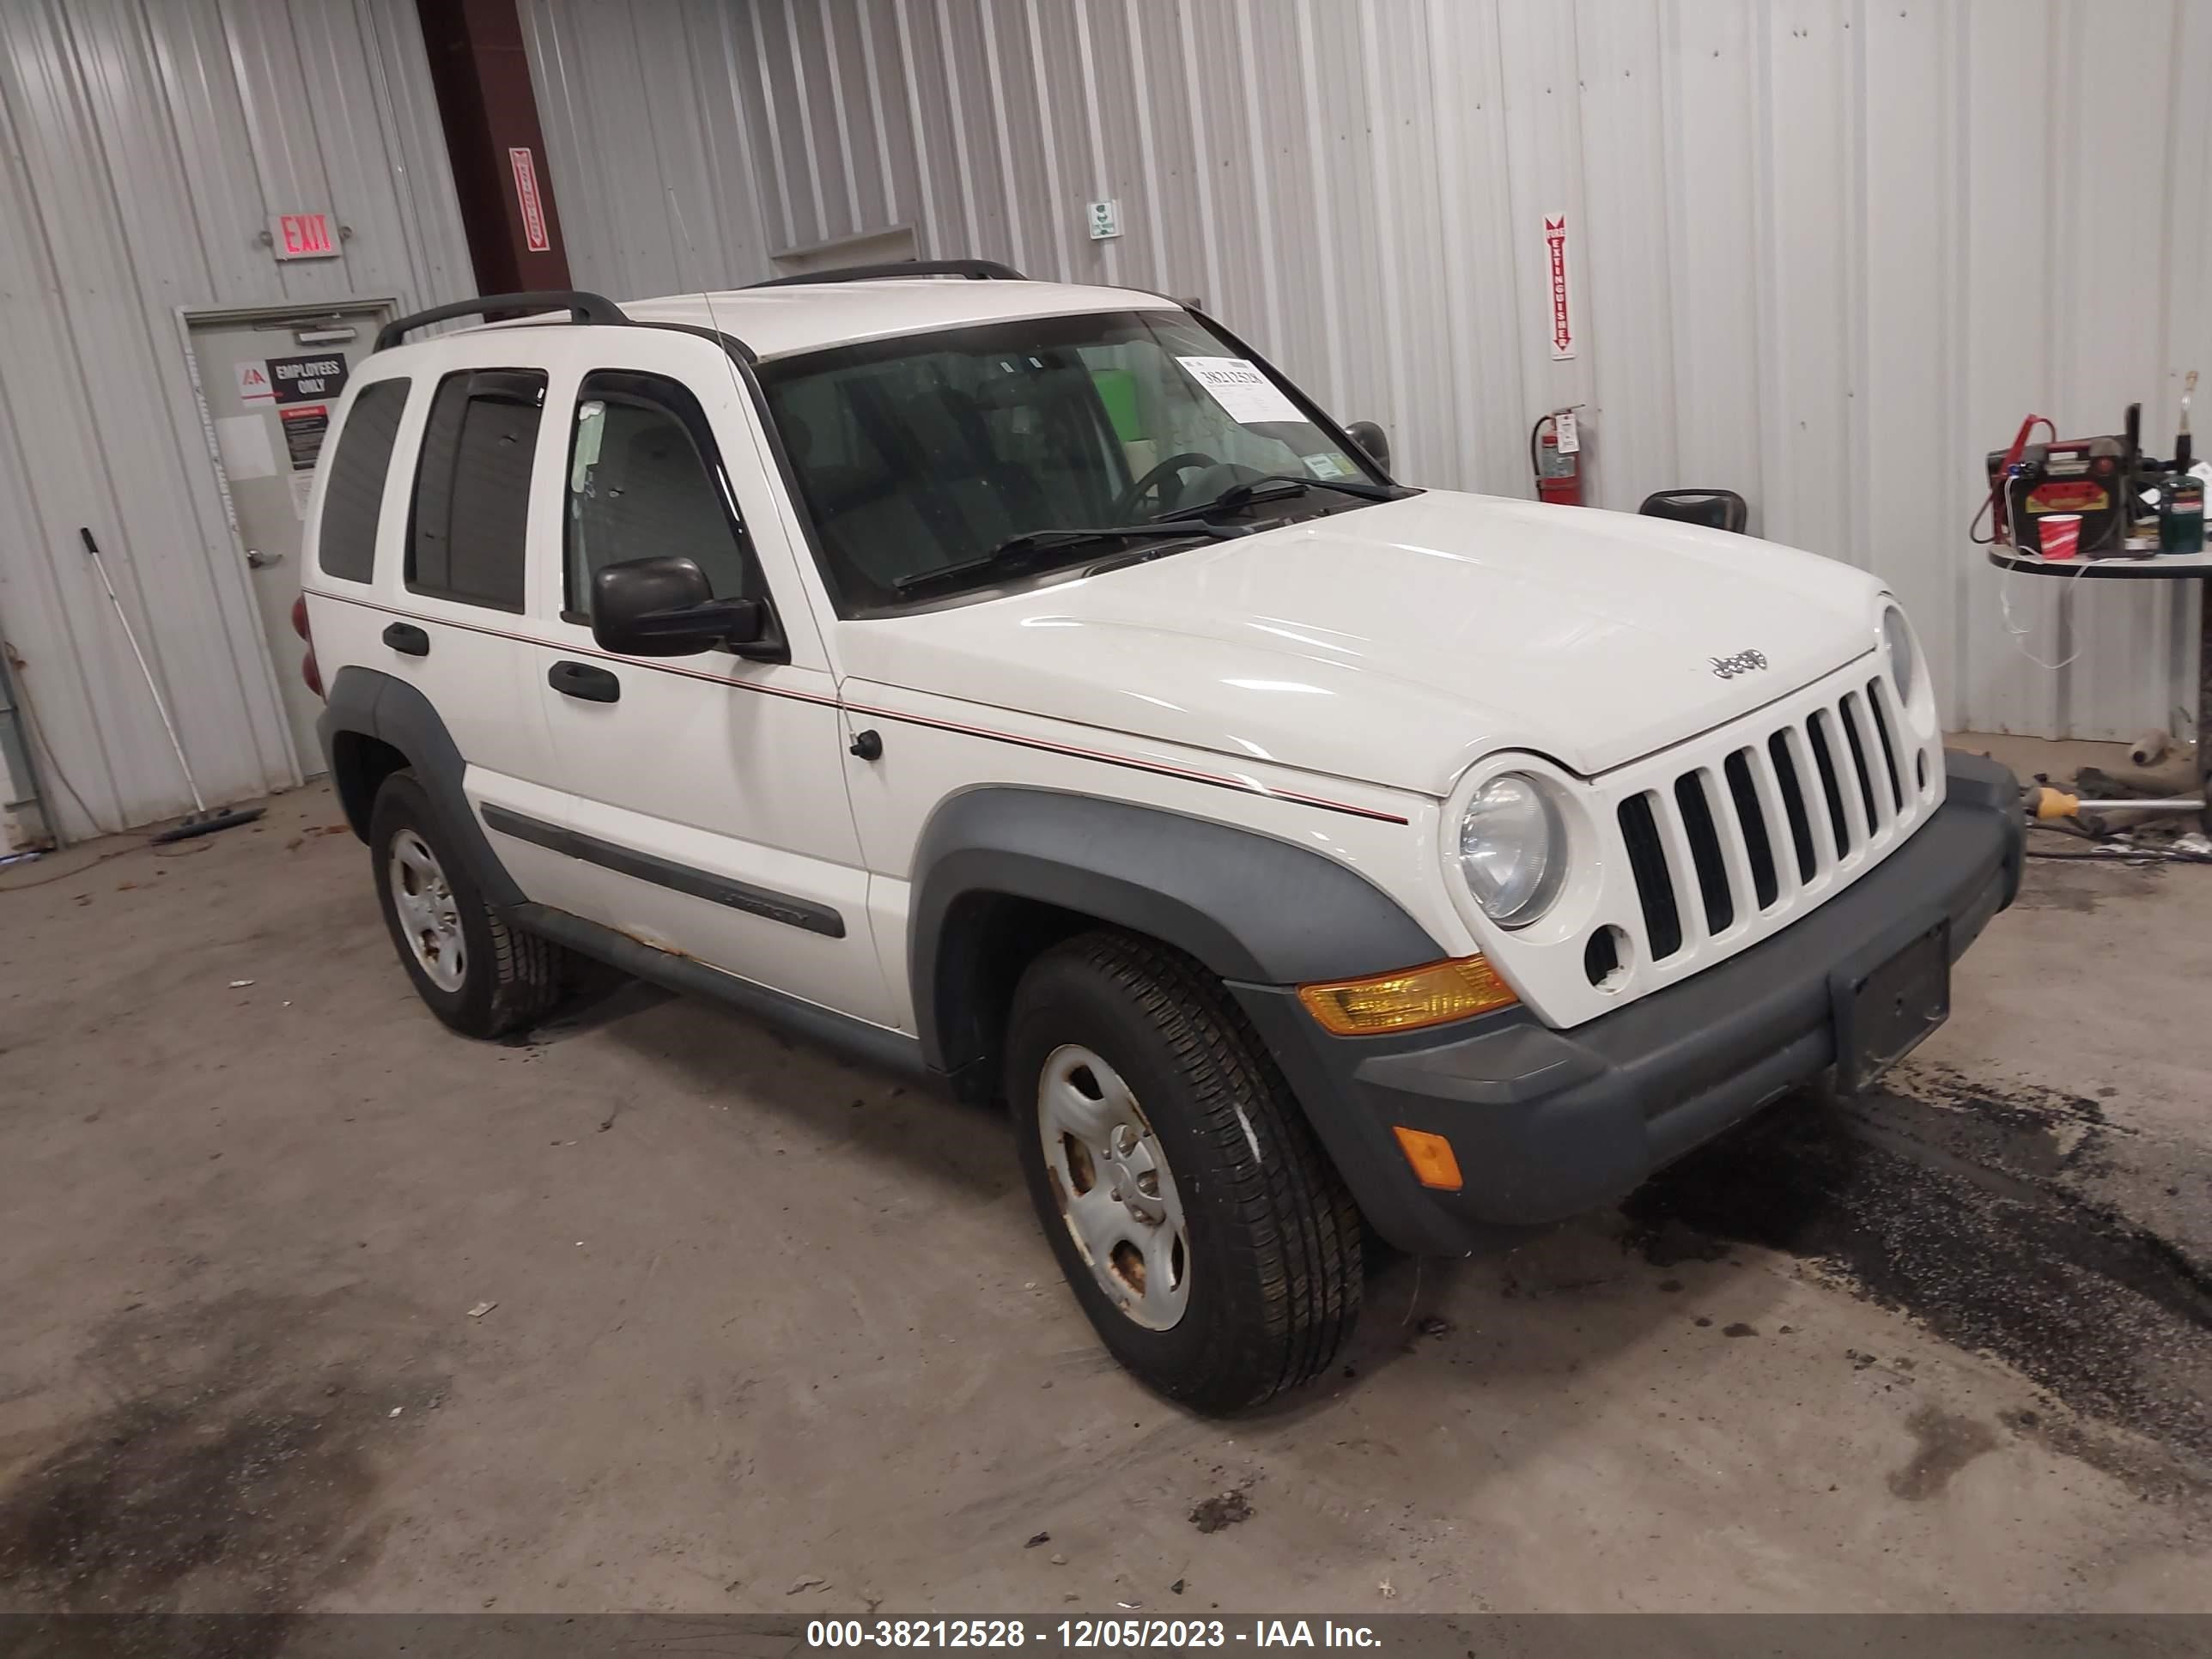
top-left (1303, 452), bottom-right (1348, 479)
top-left (1177, 356), bottom-right (1304, 425)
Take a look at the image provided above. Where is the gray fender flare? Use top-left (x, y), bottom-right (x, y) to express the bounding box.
top-left (317, 665), bottom-right (524, 908)
top-left (908, 787), bottom-right (1442, 1076)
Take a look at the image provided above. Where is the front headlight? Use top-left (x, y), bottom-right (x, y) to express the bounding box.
top-left (1882, 605), bottom-right (1917, 706)
top-left (1458, 774), bottom-right (1568, 927)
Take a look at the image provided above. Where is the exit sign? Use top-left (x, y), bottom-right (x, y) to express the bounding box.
top-left (269, 212), bottom-right (338, 261)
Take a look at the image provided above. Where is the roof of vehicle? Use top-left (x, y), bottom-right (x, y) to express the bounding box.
top-left (475, 277), bottom-right (1184, 364)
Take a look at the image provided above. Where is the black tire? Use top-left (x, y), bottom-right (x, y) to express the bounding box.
top-left (368, 769), bottom-right (561, 1039)
top-left (1006, 930), bottom-right (1363, 1412)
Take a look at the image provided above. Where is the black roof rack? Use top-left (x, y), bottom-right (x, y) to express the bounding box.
top-left (374, 290), bottom-right (629, 353)
top-left (745, 258), bottom-right (1024, 289)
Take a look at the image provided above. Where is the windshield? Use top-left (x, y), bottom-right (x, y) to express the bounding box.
top-left (757, 308), bottom-right (1382, 612)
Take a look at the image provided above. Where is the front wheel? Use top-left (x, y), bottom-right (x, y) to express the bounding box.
top-left (1006, 932), bottom-right (1364, 1412)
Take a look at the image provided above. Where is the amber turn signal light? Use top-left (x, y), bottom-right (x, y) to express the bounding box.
top-left (1392, 1126), bottom-right (1464, 1191)
top-left (1296, 955), bottom-right (1517, 1036)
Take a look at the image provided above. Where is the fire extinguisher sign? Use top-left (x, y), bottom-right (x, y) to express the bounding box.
top-left (1544, 211), bottom-right (1576, 362)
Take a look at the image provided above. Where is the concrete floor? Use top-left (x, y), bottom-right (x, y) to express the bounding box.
top-left (0, 758), bottom-right (2207, 1616)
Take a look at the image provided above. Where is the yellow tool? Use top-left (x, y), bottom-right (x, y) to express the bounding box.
top-left (2028, 785), bottom-right (2203, 818)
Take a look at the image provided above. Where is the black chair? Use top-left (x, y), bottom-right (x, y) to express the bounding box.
top-left (1638, 489), bottom-right (1748, 534)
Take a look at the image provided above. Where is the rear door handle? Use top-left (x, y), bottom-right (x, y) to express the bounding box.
top-left (549, 659), bottom-right (620, 703)
top-left (382, 622), bottom-right (429, 657)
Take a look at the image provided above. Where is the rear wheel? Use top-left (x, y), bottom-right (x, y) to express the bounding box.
top-left (369, 769), bottom-right (560, 1038)
top-left (1006, 931), bottom-right (1363, 1412)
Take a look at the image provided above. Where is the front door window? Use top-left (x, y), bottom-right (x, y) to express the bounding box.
top-left (565, 371), bottom-right (764, 622)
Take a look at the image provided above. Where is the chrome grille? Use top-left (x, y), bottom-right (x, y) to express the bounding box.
top-left (1615, 674), bottom-right (1917, 963)
top-left (1472, 654), bottom-right (1940, 1030)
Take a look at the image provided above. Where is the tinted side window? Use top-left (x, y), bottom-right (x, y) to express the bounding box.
top-left (565, 371), bottom-right (760, 614)
top-left (408, 368), bottom-right (545, 611)
top-left (317, 380), bottom-right (409, 581)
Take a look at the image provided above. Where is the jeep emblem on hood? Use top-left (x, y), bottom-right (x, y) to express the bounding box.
top-left (1710, 649), bottom-right (1770, 679)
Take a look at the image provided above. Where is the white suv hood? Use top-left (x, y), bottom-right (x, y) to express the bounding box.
top-left (837, 491), bottom-right (1884, 796)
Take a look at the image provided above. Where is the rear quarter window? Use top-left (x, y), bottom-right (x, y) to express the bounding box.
top-left (408, 368), bottom-right (546, 611)
top-left (316, 379), bottom-right (410, 582)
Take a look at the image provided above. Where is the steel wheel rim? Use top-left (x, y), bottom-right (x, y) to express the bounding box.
top-left (388, 830), bottom-right (466, 993)
top-left (1037, 1043), bottom-right (1190, 1330)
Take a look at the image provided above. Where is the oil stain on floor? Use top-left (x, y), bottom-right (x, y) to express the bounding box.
top-left (0, 1287), bottom-right (443, 1650)
top-left (0, 1389), bottom-right (372, 1610)
top-left (1621, 1063), bottom-right (2212, 1488)
top-left (1886, 1405), bottom-right (2001, 1500)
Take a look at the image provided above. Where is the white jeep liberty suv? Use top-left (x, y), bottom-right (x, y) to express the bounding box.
top-left (299, 264), bottom-right (2021, 1411)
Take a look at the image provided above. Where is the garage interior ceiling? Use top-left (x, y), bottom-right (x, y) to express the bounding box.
top-left (525, 0), bottom-right (2212, 743)
top-left (0, 0), bottom-right (472, 840)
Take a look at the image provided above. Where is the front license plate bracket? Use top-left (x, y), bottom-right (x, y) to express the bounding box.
top-left (1832, 918), bottom-right (1950, 1094)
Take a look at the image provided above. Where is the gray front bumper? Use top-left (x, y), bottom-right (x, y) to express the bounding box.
top-left (1232, 751), bottom-right (2023, 1255)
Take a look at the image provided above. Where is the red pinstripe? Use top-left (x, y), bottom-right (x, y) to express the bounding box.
top-left (306, 587), bottom-right (1412, 826)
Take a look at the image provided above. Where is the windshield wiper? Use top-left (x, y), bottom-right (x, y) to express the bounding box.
top-left (892, 520), bottom-right (1246, 598)
top-left (1159, 472), bottom-right (1403, 521)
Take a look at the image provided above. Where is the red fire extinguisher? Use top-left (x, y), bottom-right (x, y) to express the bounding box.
top-left (1530, 409), bottom-right (1584, 507)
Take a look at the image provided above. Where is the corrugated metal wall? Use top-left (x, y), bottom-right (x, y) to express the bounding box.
top-left (0, 0), bottom-right (473, 838)
top-left (524, 0), bottom-right (2211, 742)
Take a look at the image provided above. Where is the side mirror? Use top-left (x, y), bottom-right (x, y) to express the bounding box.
top-left (1345, 420), bottom-right (1391, 475)
top-left (590, 556), bottom-right (775, 659)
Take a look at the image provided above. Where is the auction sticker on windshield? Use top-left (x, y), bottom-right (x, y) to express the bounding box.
top-left (1178, 356), bottom-right (1304, 424)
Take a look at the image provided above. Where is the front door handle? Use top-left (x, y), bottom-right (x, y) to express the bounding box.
top-left (382, 622), bottom-right (429, 657)
top-left (549, 659), bottom-right (620, 703)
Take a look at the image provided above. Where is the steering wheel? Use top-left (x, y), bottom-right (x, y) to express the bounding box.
top-left (1111, 452), bottom-right (1218, 520)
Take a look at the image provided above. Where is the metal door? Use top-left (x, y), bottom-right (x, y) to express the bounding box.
top-left (185, 304), bottom-right (390, 775)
